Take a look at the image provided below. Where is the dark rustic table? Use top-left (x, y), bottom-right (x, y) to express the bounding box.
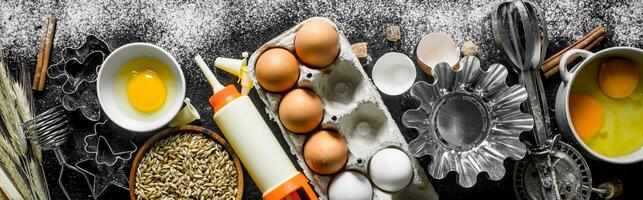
top-left (1, 0), bottom-right (642, 199)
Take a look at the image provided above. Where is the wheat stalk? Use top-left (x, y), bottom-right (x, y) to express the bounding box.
top-left (0, 49), bottom-right (49, 199)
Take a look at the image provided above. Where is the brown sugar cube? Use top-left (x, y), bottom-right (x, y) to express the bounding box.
top-left (351, 42), bottom-right (368, 59)
top-left (461, 41), bottom-right (478, 56)
top-left (385, 25), bottom-right (401, 42)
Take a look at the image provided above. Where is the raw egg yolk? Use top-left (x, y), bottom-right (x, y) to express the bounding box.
top-left (598, 58), bottom-right (639, 99)
top-left (569, 92), bottom-right (603, 140)
top-left (127, 70), bottom-right (166, 112)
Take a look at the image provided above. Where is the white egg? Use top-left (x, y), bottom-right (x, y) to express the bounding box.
top-left (369, 148), bottom-right (413, 192)
top-left (328, 171), bottom-right (373, 200)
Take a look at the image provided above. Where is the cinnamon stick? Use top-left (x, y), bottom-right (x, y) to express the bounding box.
top-left (32, 17), bottom-right (50, 90)
top-left (36, 17), bottom-right (57, 91)
top-left (541, 25), bottom-right (603, 70)
top-left (541, 25), bottom-right (605, 72)
top-left (544, 35), bottom-right (605, 78)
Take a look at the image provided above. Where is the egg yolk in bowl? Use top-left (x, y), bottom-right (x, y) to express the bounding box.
top-left (127, 70), bottom-right (166, 112)
top-left (570, 57), bottom-right (643, 157)
top-left (117, 56), bottom-right (174, 114)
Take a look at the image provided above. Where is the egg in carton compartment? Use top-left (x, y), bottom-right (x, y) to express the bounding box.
top-left (247, 17), bottom-right (438, 199)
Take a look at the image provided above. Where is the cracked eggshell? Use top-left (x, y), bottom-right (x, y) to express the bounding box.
top-left (372, 52), bottom-right (416, 95)
top-left (416, 33), bottom-right (460, 74)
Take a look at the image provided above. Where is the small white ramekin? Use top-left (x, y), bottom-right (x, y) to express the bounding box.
top-left (97, 43), bottom-right (185, 132)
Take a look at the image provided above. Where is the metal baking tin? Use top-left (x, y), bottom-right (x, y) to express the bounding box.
top-left (402, 56), bottom-right (534, 188)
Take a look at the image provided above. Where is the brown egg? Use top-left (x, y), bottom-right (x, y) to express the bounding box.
top-left (255, 48), bottom-right (300, 92)
top-left (278, 88), bottom-right (324, 134)
top-left (304, 130), bottom-right (348, 174)
top-left (294, 21), bottom-right (340, 69)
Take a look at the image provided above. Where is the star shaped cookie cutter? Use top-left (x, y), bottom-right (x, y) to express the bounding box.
top-left (75, 158), bottom-right (129, 198)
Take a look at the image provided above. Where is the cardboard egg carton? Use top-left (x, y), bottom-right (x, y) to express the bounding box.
top-left (247, 17), bottom-right (438, 200)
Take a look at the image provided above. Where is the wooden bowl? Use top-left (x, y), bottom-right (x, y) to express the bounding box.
top-left (129, 125), bottom-right (244, 200)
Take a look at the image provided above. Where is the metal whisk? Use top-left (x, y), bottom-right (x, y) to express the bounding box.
top-left (491, 2), bottom-right (565, 199)
top-left (492, 1), bottom-right (621, 199)
top-left (24, 105), bottom-right (70, 150)
top-left (492, 0), bottom-right (550, 146)
top-left (23, 106), bottom-right (94, 199)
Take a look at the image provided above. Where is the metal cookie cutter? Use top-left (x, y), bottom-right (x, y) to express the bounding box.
top-left (402, 56), bottom-right (534, 188)
top-left (40, 35), bottom-right (133, 198)
top-left (83, 120), bottom-right (137, 166)
top-left (47, 35), bottom-right (110, 121)
top-left (75, 158), bottom-right (130, 198)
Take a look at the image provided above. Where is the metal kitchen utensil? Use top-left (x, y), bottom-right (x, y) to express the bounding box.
top-left (492, 1), bottom-right (571, 199)
top-left (24, 106), bottom-right (70, 149)
top-left (492, 0), bottom-right (550, 146)
top-left (402, 56), bottom-right (534, 188)
top-left (513, 135), bottom-right (592, 200)
top-left (47, 35), bottom-right (110, 121)
top-left (48, 34), bottom-right (136, 166)
top-left (513, 135), bottom-right (623, 200)
top-left (75, 158), bottom-right (129, 198)
top-left (491, 1), bottom-right (618, 199)
top-left (23, 105), bottom-right (94, 200)
top-left (83, 120), bottom-right (137, 166)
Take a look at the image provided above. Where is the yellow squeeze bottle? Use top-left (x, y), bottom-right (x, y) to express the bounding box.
top-left (195, 55), bottom-right (317, 200)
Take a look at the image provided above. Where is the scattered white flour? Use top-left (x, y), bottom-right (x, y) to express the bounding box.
top-left (398, 0), bottom-right (503, 62)
top-left (605, 1), bottom-right (643, 46)
top-left (543, 0), bottom-right (603, 46)
top-left (1, 0), bottom-right (642, 68)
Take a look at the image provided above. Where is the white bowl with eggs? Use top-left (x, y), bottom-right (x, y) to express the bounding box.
top-left (556, 47), bottom-right (643, 164)
top-left (97, 43), bottom-right (185, 132)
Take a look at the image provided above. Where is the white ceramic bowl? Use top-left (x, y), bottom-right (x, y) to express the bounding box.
top-left (372, 52), bottom-right (416, 95)
top-left (556, 47), bottom-right (643, 164)
top-left (97, 43), bottom-right (185, 132)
